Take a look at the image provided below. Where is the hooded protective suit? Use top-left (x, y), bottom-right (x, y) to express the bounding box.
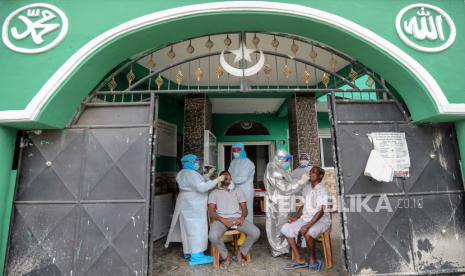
top-left (228, 143), bottom-right (255, 222)
top-left (165, 154), bottom-right (223, 265)
top-left (264, 149), bottom-right (307, 256)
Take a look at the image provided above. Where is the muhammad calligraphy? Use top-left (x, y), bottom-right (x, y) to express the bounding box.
top-left (2, 3), bottom-right (68, 54)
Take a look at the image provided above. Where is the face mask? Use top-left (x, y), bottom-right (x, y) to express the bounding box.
top-left (232, 152), bottom-right (240, 159)
top-left (193, 163), bottom-right (200, 171)
top-left (282, 162), bottom-right (290, 170)
top-left (299, 160), bottom-right (310, 167)
top-left (228, 181), bottom-right (235, 191)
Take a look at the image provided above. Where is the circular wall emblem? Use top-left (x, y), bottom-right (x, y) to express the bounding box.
top-left (2, 3), bottom-right (68, 54)
top-left (395, 3), bottom-right (456, 53)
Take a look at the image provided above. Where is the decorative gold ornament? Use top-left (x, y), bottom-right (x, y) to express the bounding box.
top-left (205, 36), bottom-right (214, 50)
top-left (252, 34), bottom-right (260, 48)
top-left (195, 67), bottom-right (204, 82)
top-left (176, 69), bottom-right (184, 85)
top-left (167, 45), bottom-right (176, 60)
top-left (303, 69), bottom-right (311, 84)
top-left (155, 74), bottom-right (164, 90)
top-left (349, 67), bottom-right (358, 82)
top-left (224, 34), bottom-right (232, 48)
top-left (291, 40), bottom-right (299, 56)
top-left (147, 54), bottom-right (155, 72)
top-left (264, 64), bottom-right (272, 75)
top-left (282, 64), bottom-right (292, 79)
top-left (271, 35), bottom-right (279, 50)
top-left (329, 55), bottom-right (337, 71)
top-left (309, 46), bottom-right (317, 62)
top-left (107, 77), bottom-right (117, 91)
top-left (126, 66), bottom-right (135, 87)
top-left (366, 75), bottom-right (375, 89)
top-left (186, 41), bottom-right (194, 55)
top-left (215, 64), bottom-right (224, 79)
top-left (322, 73), bottom-right (330, 88)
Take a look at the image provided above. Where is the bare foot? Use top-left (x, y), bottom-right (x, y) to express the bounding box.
top-left (235, 248), bottom-right (248, 267)
top-left (238, 253), bottom-right (248, 267)
top-left (220, 252), bottom-right (232, 269)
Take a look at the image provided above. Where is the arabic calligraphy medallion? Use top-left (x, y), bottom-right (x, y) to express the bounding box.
top-left (395, 3), bottom-right (456, 53)
top-left (2, 3), bottom-right (69, 54)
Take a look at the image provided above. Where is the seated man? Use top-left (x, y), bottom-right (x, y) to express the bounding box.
top-left (208, 171), bottom-right (261, 268)
top-left (280, 166), bottom-right (331, 272)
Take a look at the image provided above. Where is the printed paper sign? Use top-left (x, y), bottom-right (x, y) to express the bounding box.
top-left (367, 132), bottom-right (410, 177)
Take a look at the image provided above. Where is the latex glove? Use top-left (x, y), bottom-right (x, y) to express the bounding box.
top-left (297, 174), bottom-right (310, 185)
top-left (206, 167), bottom-right (216, 177)
top-left (213, 175), bottom-right (226, 185)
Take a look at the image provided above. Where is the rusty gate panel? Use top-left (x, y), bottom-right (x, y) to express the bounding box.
top-left (6, 104), bottom-right (154, 275)
top-left (330, 97), bottom-right (465, 275)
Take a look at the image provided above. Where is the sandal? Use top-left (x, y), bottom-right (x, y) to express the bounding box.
top-left (284, 262), bottom-right (309, 270)
top-left (308, 259), bottom-right (322, 273)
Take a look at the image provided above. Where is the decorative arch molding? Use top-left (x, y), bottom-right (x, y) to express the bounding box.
top-left (0, 1), bottom-right (461, 126)
top-left (225, 120), bottom-right (270, 136)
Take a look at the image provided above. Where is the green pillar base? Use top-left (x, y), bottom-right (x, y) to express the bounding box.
top-left (0, 127), bottom-right (17, 276)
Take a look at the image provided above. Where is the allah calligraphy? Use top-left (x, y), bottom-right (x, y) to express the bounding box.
top-left (395, 4), bottom-right (456, 53)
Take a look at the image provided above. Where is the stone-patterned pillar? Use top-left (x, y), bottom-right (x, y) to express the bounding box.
top-left (288, 94), bottom-right (320, 169)
top-left (183, 95), bottom-right (212, 159)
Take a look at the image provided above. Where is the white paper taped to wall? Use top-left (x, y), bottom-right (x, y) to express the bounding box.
top-left (364, 150), bottom-right (395, 182)
top-left (366, 132), bottom-right (410, 178)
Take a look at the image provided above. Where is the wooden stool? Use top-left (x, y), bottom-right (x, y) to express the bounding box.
top-left (291, 230), bottom-right (333, 269)
top-left (211, 229), bottom-right (252, 269)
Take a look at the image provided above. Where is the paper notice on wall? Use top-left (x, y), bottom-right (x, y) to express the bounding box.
top-left (364, 150), bottom-right (395, 182)
top-left (367, 132), bottom-right (410, 177)
top-left (156, 120), bottom-right (177, 157)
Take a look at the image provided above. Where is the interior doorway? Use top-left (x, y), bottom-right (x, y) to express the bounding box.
top-left (219, 142), bottom-right (274, 186)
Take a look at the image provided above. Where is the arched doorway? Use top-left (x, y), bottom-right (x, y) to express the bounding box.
top-left (5, 12), bottom-right (465, 276)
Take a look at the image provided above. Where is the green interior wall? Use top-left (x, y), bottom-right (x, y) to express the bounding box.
top-left (0, 128), bottom-right (16, 275)
top-left (212, 113), bottom-right (289, 152)
top-left (155, 95), bottom-right (184, 172)
top-left (317, 112), bottom-right (330, 129)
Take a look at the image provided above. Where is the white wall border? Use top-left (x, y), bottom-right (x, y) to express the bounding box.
top-left (1, 1), bottom-right (463, 123)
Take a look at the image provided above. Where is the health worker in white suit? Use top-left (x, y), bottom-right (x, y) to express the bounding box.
top-left (228, 143), bottom-right (255, 223)
top-left (165, 154), bottom-right (225, 266)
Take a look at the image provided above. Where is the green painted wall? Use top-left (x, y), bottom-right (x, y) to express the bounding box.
top-left (1, 0), bottom-right (465, 272)
top-left (0, 128), bottom-right (16, 275)
top-left (155, 95), bottom-right (184, 172)
top-left (212, 113), bottom-right (289, 151)
top-left (0, 0), bottom-right (464, 128)
top-left (317, 112), bottom-right (330, 129)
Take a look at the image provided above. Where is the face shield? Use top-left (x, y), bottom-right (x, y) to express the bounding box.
top-left (181, 154), bottom-right (202, 171)
top-left (275, 149), bottom-right (293, 171)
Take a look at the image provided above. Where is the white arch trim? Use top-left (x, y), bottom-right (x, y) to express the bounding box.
top-left (1, 1), bottom-right (463, 123)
